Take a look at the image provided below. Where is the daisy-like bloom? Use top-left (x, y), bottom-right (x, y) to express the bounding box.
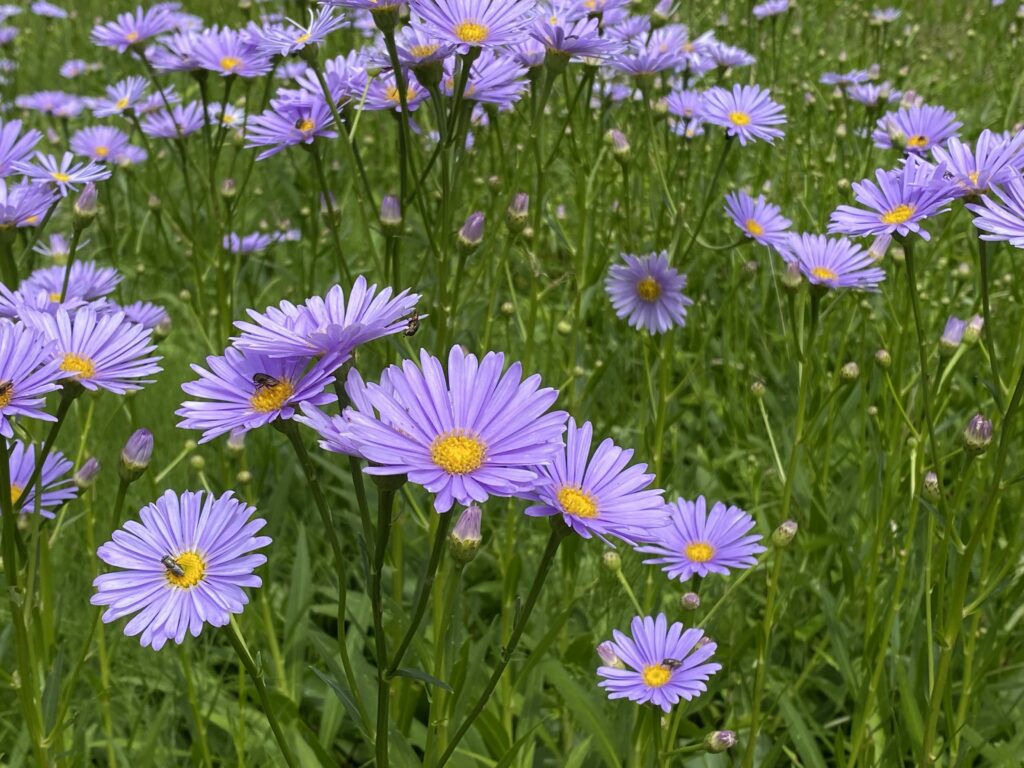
top-left (362, 70), bottom-right (430, 112)
top-left (146, 30), bottom-right (201, 72)
top-left (60, 59), bottom-right (91, 78)
top-left (234, 276), bottom-right (421, 359)
top-left (207, 102), bottom-right (246, 129)
top-left (0, 323), bottom-right (63, 438)
top-left (296, 367), bottom-right (381, 458)
top-left (193, 26), bottom-right (273, 78)
top-left (608, 38), bottom-right (683, 76)
top-left (531, 14), bottom-right (622, 60)
top-left (847, 82), bottom-right (900, 108)
top-left (346, 346), bottom-right (568, 513)
top-left (779, 233), bottom-right (886, 291)
top-left (385, 24), bottom-right (454, 68)
top-left (752, 0), bottom-right (789, 19)
top-left (25, 307), bottom-right (162, 394)
top-left (325, 0), bottom-right (406, 9)
top-left (707, 41), bottom-right (756, 69)
top-left (32, 233), bottom-right (74, 262)
top-left (91, 489), bottom-right (270, 650)
top-left (8, 440), bottom-right (76, 517)
top-left (829, 157), bottom-right (955, 241)
top-left (14, 91), bottom-right (85, 120)
top-left (442, 50), bottom-right (528, 107)
top-left (177, 347), bottom-right (339, 444)
top-left (410, 0), bottom-right (538, 51)
top-left (246, 96), bottom-right (337, 160)
top-left (223, 231), bottom-right (276, 254)
top-left (0, 180), bottom-right (57, 230)
top-left (89, 76), bottom-right (149, 118)
top-left (665, 88), bottom-right (705, 138)
top-left (136, 85), bottom-right (182, 116)
top-left (509, 38), bottom-right (546, 69)
top-left (22, 260), bottom-right (122, 302)
top-left (870, 7), bottom-right (901, 24)
top-left (932, 130), bottom-right (1024, 197)
top-left (14, 152), bottom-right (112, 197)
top-left (605, 251), bottom-right (693, 335)
top-left (91, 6), bottom-right (176, 53)
top-left (724, 190), bottom-right (792, 247)
top-left (820, 69), bottom-right (870, 86)
top-left (121, 301), bottom-right (169, 331)
top-left (967, 175), bottom-right (1024, 248)
top-left (703, 84), bottom-right (785, 145)
top-left (524, 419), bottom-right (667, 543)
top-left (32, 1), bottom-right (68, 18)
top-left (871, 104), bottom-right (962, 154)
top-left (257, 8), bottom-right (347, 57)
top-left (597, 614), bottom-right (721, 713)
top-left (70, 126), bottom-right (133, 163)
top-left (140, 102), bottom-right (205, 139)
top-left (0, 118), bottom-right (42, 176)
top-left (636, 496), bottom-right (765, 581)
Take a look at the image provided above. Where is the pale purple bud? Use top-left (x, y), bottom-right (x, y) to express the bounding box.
top-left (597, 641), bottom-right (624, 669)
top-left (74, 457), bottom-right (101, 489)
top-left (119, 428), bottom-right (153, 482)
top-left (449, 505), bottom-right (482, 564)
top-left (963, 414), bottom-right (993, 455)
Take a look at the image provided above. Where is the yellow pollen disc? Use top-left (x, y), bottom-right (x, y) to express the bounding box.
top-left (95, 145), bottom-right (110, 157)
top-left (454, 21), bottom-right (488, 44)
top-left (296, 118), bottom-right (315, 133)
top-left (24, 216), bottom-right (38, 224)
top-left (906, 134), bottom-right (928, 148)
top-left (642, 664), bottom-right (672, 688)
top-left (729, 111), bottom-right (751, 126)
top-left (385, 85), bottom-right (418, 104)
top-left (685, 541), bottom-right (715, 563)
top-left (219, 56), bottom-right (242, 71)
top-left (10, 484), bottom-right (22, 504)
top-left (557, 486), bottom-right (598, 518)
top-left (430, 431), bottom-right (486, 475)
top-left (683, 42), bottom-right (694, 52)
top-left (812, 266), bottom-right (839, 282)
top-left (409, 43), bottom-right (439, 58)
top-left (250, 379), bottom-right (294, 413)
top-left (636, 276), bottom-right (661, 303)
top-left (0, 386), bottom-right (12, 408)
top-left (60, 353), bottom-right (96, 379)
top-left (584, 0), bottom-right (596, 8)
top-left (881, 203), bottom-right (915, 225)
top-left (294, 32), bottom-right (311, 44)
top-left (165, 551), bottom-right (206, 589)
top-left (221, 114), bottom-right (237, 124)
top-left (745, 218), bottom-right (764, 236)
top-left (968, 170), bottom-right (980, 186)
top-left (51, 171), bottom-right (71, 183)
top-left (115, 96), bottom-right (129, 110)
top-left (48, 292), bottom-right (61, 302)
top-left (125, 31), bottom-right (139, 42)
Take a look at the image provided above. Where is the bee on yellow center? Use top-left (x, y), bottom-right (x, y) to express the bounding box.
top-left (906, 134), bottom-right (928, 148)
top-left (250, 378), bottom-right (294, 413)
top-left (296, 118), bottom-right (315, 133)
top-left (163, 551), bottom-right (206, 589)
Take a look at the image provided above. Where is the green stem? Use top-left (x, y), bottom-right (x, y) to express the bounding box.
top-left (679, 139), bottom-right (732, 261)
top-left (742, 549), bottom-right (785, 768)
top-left (58, 227), bottom-right (83, 302)
top-left (373, 485), bottom-right (397, 768)
top-left (180, 648), bottom-right (213, 767)
top-left (977, 238), bottom-right (1004, 409)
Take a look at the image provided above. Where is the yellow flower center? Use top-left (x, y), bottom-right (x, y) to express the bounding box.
top-left (967, 170), bottom-right (980, 186)
top-left (745, 218), bottom-right (764, 236)
top-left (454, 21), bottom-right (489, 43)
top-left (51, 171), bottom-right (71, 183)
top-left (636, 276), bottom-right (661, 303)
top-left (642, 664), bottom-right (672, 688)
top-left (125, 31), bottom-right (139, 42)
top-left (685, 541), bottom-right (715, 562)
top-left (557, 485), bottom-right (598, 518)
top-left (385, 84), bottom-right (418, 104)
top-left (0, 383), bottom-right (12, 408)
top-left (906, 134), bottom-right (928, 148)
top-left (881, 203), bottom-right (915, 225)
top-left (95, 145), bottom-right (110, 157)
top-left (10, 484), bottom-right (22, 504)
top-left (430, 431), bottom-right (486, 474)
top-left (250, 379), bottom-right (294, 412)
top-left (294, 32), bottom-right (311, 44)
top-left (60, 353), bottom-right (96, 379)
top-left (48, 292), bottom-right (61, 302)
top-left (811, 266), bottom-right (839, 282)
top-left (115, 96), bottom-right (129, 110)
top-left (220, 56), bottom-right (241, 71)
top-left (729, 111), bottom-right (751, 126)
top-left (164, 551), bottom-right (206, 589)
top-left (221, 113), bottom-right (237, 124)
top-left (296, 118), bottom-right (315, 133)
top-left (410, 43), bottom-right (440, 58)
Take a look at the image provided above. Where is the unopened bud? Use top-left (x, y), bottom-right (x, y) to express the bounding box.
top-left (781, 262), bottom-right (803, 291)
top-left (940, 316), bottom-right (966, 352)
top-left (380, 194), bottom-right (402, 234)
top-left (220, 178), bottom-right (237, 199)
top-left (704, 730), bottom-right (737, 753)
top-left (772, 519), bottom-right (798, 547)
top-left (449, 505), bottom-right (482, 564)
top-left (597, 641), bottom-right (624, 668)
top-left (500, 301), bottom-right (515, 315)
top-left (236, 469), bottom-right (252, 484)
top-left (227, 427), bottom-right (246, 455)
top-left (750, 379), bottom-right (766, 398)
top-left (923, 471), bottom-right (940, 502)
top-left (73, 183), bottom-right (99, 229)
top-left (74, 457), bottom-right (101, 489)
top-left (155, 313), bottom-right (172, 338)
top-left (875, 349), bottom-right (891, 368)
top-left (506, 192), bottom-right (529, 233)
top-left (556, 320), bottom-right (572, 335)
top-left (148, 194), bottom-right (161, 211)
top-left (189, 454), bottom-right (206, 471)
top-left (963, 414), bottom-right (993, 455)
top-left (840, 361), bottom-right (860, 381)
top-left (868, 234), bottom-right (892, 261)
top-left (606, 128), bottom-right (631, 162)
top-left (119, 428), bottom-right (153, 482)
top-left (963, 314), bottom-right (983, 345)
top-left (602, 550), bottom-right (622, 572)
top-left (457, 211), bottom-right (485, 251)
top-left (680, 592), bottom-right (701, 611)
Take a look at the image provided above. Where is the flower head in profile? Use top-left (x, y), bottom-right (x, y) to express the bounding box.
top-left (931, 130), bottom-right (1024, 197)
top-left (91, 6), bottom-right (176, 52)
top-left (177, 346), bottom-right (339, 444)
top-left (256, 8), bottom-right (347, 57)
top-left (91, 489), bottom-right (270, 650)
top-left (531, 14), bottom-right (622, 60)
top-left (410, 0), bottom-right (538, 51)
top-left (0, 323), bottom-right (63, 438)
top-left (753, 0), bottom-right (790, 19)
top-left (847, 82), bottom-right (900, 108)
top-left (193, 26), bottom-right (273, 78)
top-left (871, 104), bottom-right (962, 155)
top-left (146, 30), bottom-right (201, 72)
top-left (22, 260), bottom-right (122, 303)
top-left (442, 50), bottom-right (528, 107)
top-left (525, 419), bottom-right (667, 543)
top-left (967, 175), bottom-right (1024, 248)
top-left (0, 180), bottom-right (58, 229)
top-left (707, 41), bottom-right (756, 69)
top-left (385, 24), bottom-right (454, 68)
top-left (703, 84), bottom-right (785, 145)
top-left (724, 190), bottom-right (792, 247)
top-left (779, 233), bottom-right (886, 291)
top-left (246, 96), bottom-right (337, 160)
top-left (8, 440), bottom-right (76, 517)
top-left (597, 614), bottom-right (721, 713)
top-left (820, 69), bottom-right (870, 86)
top-left (140, 102), bottom-right (205, 139)
top-left (346, 346), bottom-right (568, 513)
top-left (0, 118), bottom-right (42, 176)
top-left (90, 76), bottom-right (149, 118)
top-left (14, 152), bottom-right (111, 197)
top-left (15, 91), bottom-right (85, 119)
top-left (636, 496), bottom-right (765, 581)
top-left (829, 157), bottom-right (955, 241)
top-left (605, 251), bottom-right (693, 335)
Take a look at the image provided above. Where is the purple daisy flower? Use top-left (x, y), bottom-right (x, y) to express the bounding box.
top-left (605, 251), bottom-right (693, 335)
top-left (91, 489), bottom-right (270, 650)
top-left (665, 88), bottom-right (705, 138)
top-left (820, 69), bottom-right (870, 86)
top-left (0, 323), bottom-right (63, 438)
top-left (91, 6), bottom-right (176, 53)
top-left (89, 76), bottom-right (149, 118)
top-left (207, 102), bottom-right (247, 128)
top-left (223, 232), bottom-right (276, 254)
top-left (9, 440), bottom-right (76, 517)
top-left (193, 26), bottom-right (273, 78)
top-left (14, 152), bottom-right (112, 197)
top-left (0, 180), bottom-right (57, 229)
top-left (410, 0), bottom-right (537, 51)
top-left (346, 346), bottom-right (568, 513)
top-left (636, 496), bottom-right (765, 581)
top-left (707, 41), bottom-right (756, 69)
top-left (847, 82), bottom-right (900, 108)
top-left (703, 84), bottom-right (785, 145)
top-left (60, 59), bottom-right (92, 78)
top-left (32, 233), bottom-right (74, 262)
top-left (362, 71), bottom-right (429, 112)
top-left (146, 30), bottom-right (201, 72)
top-left (0, 118), bottom-right (42, 176)
top-left (871, 7), bottom-right (901, 23)
top-left (24, 307), bottom-right (162, 394)
top-left (871, 104), bottom-right (962, 155)
top-left (140, 102), bottom-right (205, 139)
top-left (32, 1), bottom-right (67, 19)
top-left (246, 96), bottom-right (337, 160)
top-left (828, 157), bottom-right (955, 241)
top-left (608, 37), bottom-right (683, 76)
top-left (23, 260), bottom-right (122, 302)
top-left (233, 276), bottom-right (421, 359)
top-left (531, 14), bottom-right (622, 60)
top-left (932, 130), bottom-right (1024, 197)
top-left (940, 315), bottom-right (967, 349)
top-left (177, 346), bottom-right (340, 444)
top-left (119, 301), bottom-right (169, 331)
top-left (70, 126), bottom-right (132, 163)
top-left (724, 190), bottom-right (792, 247)
top-left (779, 233), bottom-right (886, 291)
top-left (14, 91), bottom-right (85, 119)
top-left (257, 8), bottom-right (347, 57)
top-left (597, 614), bottom-right (721, 713)
top-left (967, 175), bottom-right (1024, 248)
top-left (524, 418), bottom-right (667, 543)
top-left (385, 24), bottom-right (454, 68)
top-left (325, 0), bottom-right (406, 9)
top-left (753, 0), bottom-right (789, 18)
top-left (442, 50), bottom-right (527, 107)
top-left (295, 367), bottom-right (381, 459)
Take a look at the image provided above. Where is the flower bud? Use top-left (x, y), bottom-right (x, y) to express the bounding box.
top-left (605, 128), bottom-right (631, 162)
top-left (704, 730), bottom-right (737, 753)
top-left (781, 261), bottom-right (803, 291)
top-left (73, 183), bottom-right (99, 230)
top-left (597, 641), bottom-right (624, 669)
top-left (189, 454), bottom-right (206, 471)
top-left (148, 193), bottom-right (161, 211)
top-left (750, 379), bottom-right (766, 398)
top-left (772, 519), bottom-right (798, 547)
top-left (220, 178), bottom-right (237, 199)
top-left (449, 505), bottom-right (482, 564)
top-left (556, 320), bottom-right (572, 335)
top-left (506, 192), bottom-right (529, 233)
top-left (602, 550), bottom-right (622, 572)
top-left (875, 349), bottom-right (891, 368)
top-left (868, 234), bottom-right (892, 261)
top-left (227, 426), bottom-right (246, 455)
top-left (380, 194), bottom-right (402, 234)
top-left (963, 314), bottom-right (983, 345)
top-left (840, 361), bottom-right (860, 381)
top-left (119, 428), bottom-right (153, 482)
top-left (940, 315), bottom-right (966, 352)
top-left (74, 457), bottom-right (101, 489)
top-left (922, 470), bottom-right (940, 502)
top-left (963, 414), bottom-right (993, 455)
top-left (457, 211), bottom-right (485, 251)
top-left (680, 592), bottom-right (701, 611)
top-left (237, 469), bottom-right (252, 484)
top-left (155, 313), bottom-right (172, 338)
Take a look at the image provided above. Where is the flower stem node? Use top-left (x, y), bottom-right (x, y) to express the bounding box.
top-left (772, 519), bottom-right (798, 548)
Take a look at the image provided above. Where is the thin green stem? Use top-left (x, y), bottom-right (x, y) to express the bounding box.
top-left (742, 549), bottom-right (785, 768)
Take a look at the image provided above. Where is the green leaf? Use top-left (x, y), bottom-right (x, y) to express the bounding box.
top-left (393, 666), bottom-right (453, 691)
